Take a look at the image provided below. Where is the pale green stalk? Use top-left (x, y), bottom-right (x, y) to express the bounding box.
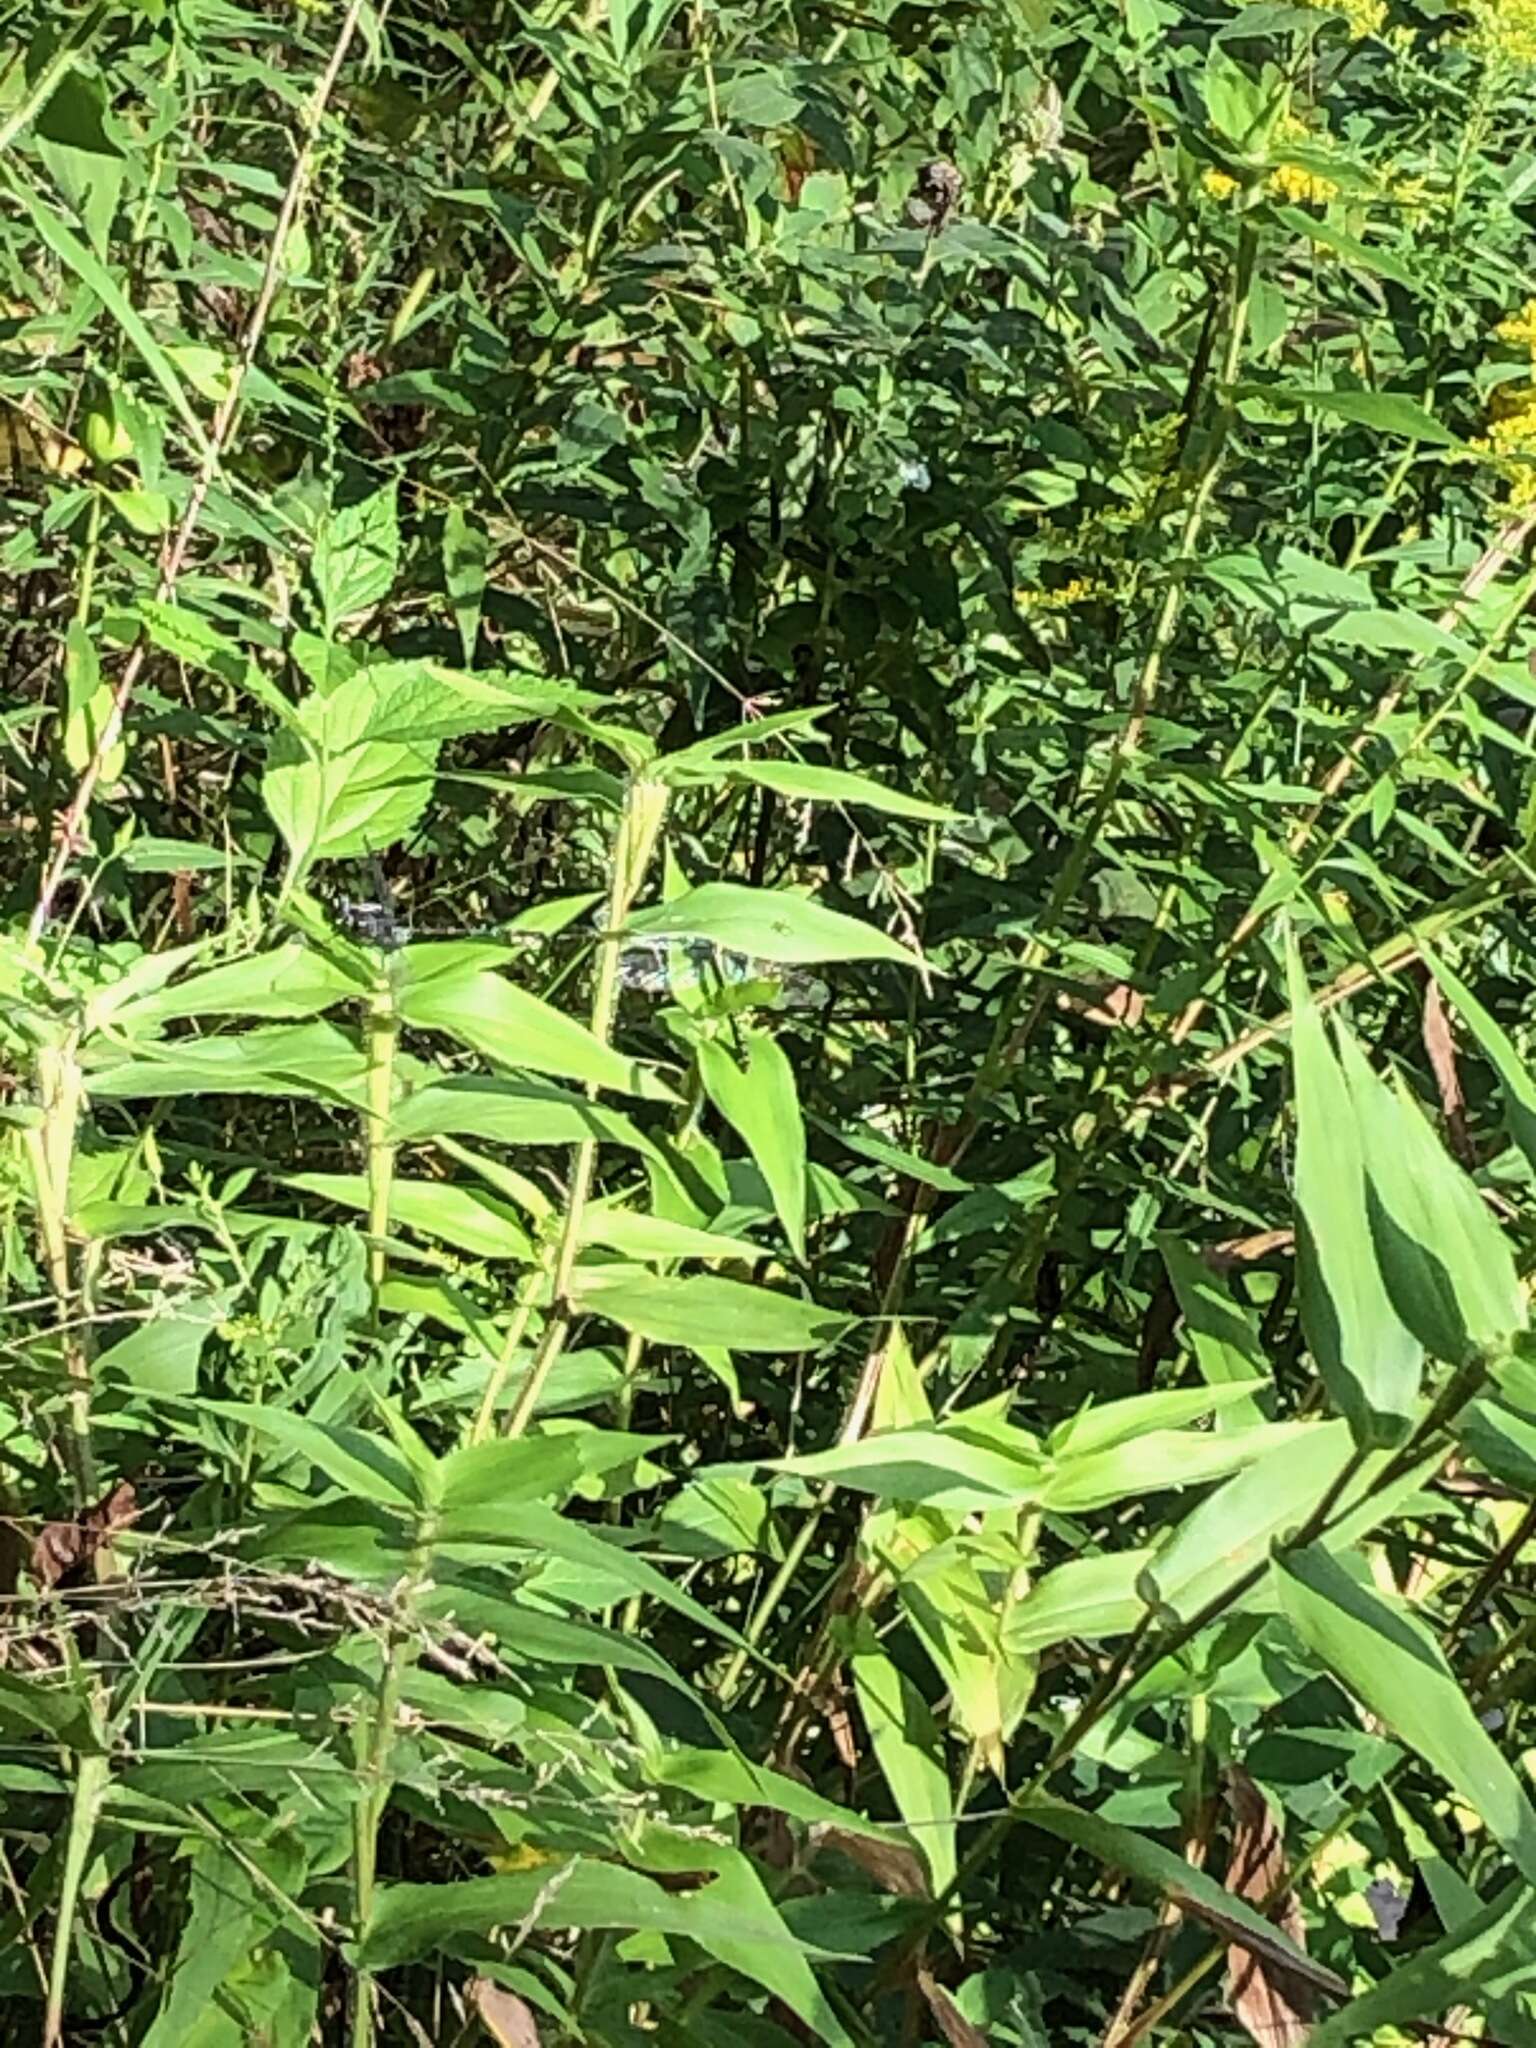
top-left (44, 1750), bottom-right (109, 2048)
top-left (363, 963), bottom-right (401, 1329)
top-left (503, 777), bottom-right (668, 1438)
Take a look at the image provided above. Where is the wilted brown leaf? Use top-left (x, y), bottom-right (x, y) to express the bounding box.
top-left (811, 1824), bottom-right (928, 1898)
top-left (30, 1480), bottom-right (136, 1591)
top-left (1203, 1230), bottom-right (1295, 1271)
top-left (1422, 978), bottom-right (1472, 1164)
top-left (1057, 981), bottom-right (1146, 1030)
top-left (468, 1978), bottom-right (540, 2047)
top-left (917, 1968), bottom-right (989, 2048)
top-left (1220, 1767), bottom-right (1316, 2047)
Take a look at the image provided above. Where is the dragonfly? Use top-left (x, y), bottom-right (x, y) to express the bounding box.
top-left (328, 860), bottom-right (830, 1011)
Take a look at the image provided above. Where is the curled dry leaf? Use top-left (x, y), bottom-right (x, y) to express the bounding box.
top-left (1057, 981), bottom-right (1146, 1030)
top-left (468, 1978), bottom-right (540, 2048)
top-left (1202, 1229), bottom-right (1294, 1271)
top-left (1220, 1766), bottom-right (1316, 2048)
top-left (917, 1968), bottom-right (989, 2048)
top-left (810, 1823), bottom-right (929, 1899)
top-left (1422, 977), bottom-right (1472, 1164)
top-left (30, 1480), bottom-right (137, 1591)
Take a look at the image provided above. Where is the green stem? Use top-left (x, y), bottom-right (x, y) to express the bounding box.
top-left (468, 1280), bottom-right (541, 1445)
top-left (24, 1037), bottom-right (98, 1515)
top-left (363, 966), bottom-right (400, 1330)
top-left (503, 777), bottom-right (667, 1438)
top-left (44, 1749), bottom-right (109, 2048)
top-left (350, 1514), bottom-right (437, 2048)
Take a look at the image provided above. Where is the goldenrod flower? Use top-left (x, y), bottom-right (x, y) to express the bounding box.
top-left (1386, 174), bottom-right (1438, 223)
top-left (1269, 160), bottom-right (1340, 206)
top-left (1268, 112), bottom-right (1340, 208)
top-left (1468, 0), bottom-right (1536, 65)
top-left (1016, 577), bottom-right (1108, 612)
top-left (1202, 167), bottom-right (1241, 201)
top-left (1472, 383), bottom-right (1536, 508)
top-left (1497, 301), bottom-right (1536, 361)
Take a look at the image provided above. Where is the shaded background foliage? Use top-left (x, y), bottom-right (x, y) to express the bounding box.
top-left (4, 0), bottom-right (1536, 2043)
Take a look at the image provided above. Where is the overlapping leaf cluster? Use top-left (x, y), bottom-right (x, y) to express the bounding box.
top-left (4, 1), bottom-right (1536, 2043)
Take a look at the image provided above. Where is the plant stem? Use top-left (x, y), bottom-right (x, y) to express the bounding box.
top-left (44, 1748), bottom-right (109, 2048)
top-left (503, 776), bottom-right (667, 1437)
top-left (23, 1036), bottom-right (99, 1515)
top-left (350, 1513), bottom-right (437, 2048)
top-left (468, 1281), bottom-right (541, 1446)
top-left (363, 963), bottom-right (401, 1329)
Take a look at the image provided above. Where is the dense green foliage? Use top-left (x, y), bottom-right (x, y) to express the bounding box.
top-left (9, 0), bottom-right (1536, 2041)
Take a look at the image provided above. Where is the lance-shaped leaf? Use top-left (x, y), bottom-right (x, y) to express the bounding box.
top-left (1277, 1544), bottom-right (1536, 1885)
top-left (1288, 946), bottom-right (1422, 1445)
top-left (1336, 1026), bottom-right (1525, 1369)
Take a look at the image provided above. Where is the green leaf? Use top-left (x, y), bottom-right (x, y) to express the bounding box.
top-left (1277, 1543), bottom-right (1536, 1883)
top-left (697, 1028), bottom-right (807, 1258)
top-left (625, 883), bottom-right (922, 969)
top-left (1020, 1799), bottom-right (1346, 2002)
top-left (399, 966), bottom-right (653, 1095)
top-left (1459, 1371), bottom-right (1536, 1492)
top-left (451, 1501), bottom-right (742, 1644)
top-left (312, 483), bottom-right (399, 632)
top-left (95, 1292), bottom-right (227, 1396)
top-left (1145, 1420), bottom-right (1415, 1625)
top-left (263, 661), bottom-right (560, 882)
top-left (436, 1439), bottom-right (585, 1514)
top-left (359, 1854), bottom-right (851, 2045)
top-left (114, 943), bottom-right (364, 1029)
top-left (390, 1078), bottom-right (655, 1155)
top-left (711, 760), bottom-right (957, 822)
top-left (850, 1642), bottom-right (956, 1894)
top-left (1042, 1420), bottom-right (1304, 1512)
top-left (1306, 1879), bottom-right (1536, 2047)
top-left (442, 502), bottom-right (487, 663)
top-left (1003, 1551), bottom-right (1153, 1657)
top-left (83, 1022), bottom-right (368, 1107)
top-left (1335, 1025), bottom-right (1526, 1366)
top-left (1246, 383), bottom-right (1462, 447)
top-left (577, 1206), bottom-right (763, 1264)
top-left (194, 1400), bottom-right (423, 1512)
top-left (137, 598), bottom-right (296, 724)
top-left (287, 1173), bottom-right (534, 1262)
top-left (1047, 1382), bottom-right (1272, 1458)
top-left (1157, 1236), bottom-right (1269, 1428)
top-left (571, 1269), bottom-right (848, 1352)
top-left (3, 168), bottom-right (207, 450)
top-left (1288, 945), bottom-right (1423, 1444)
top-left (772, 1425), bottom-right (1046, 1510)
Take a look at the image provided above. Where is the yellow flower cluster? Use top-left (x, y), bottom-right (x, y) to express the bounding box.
top-left (1270, 159), bottom-right (1340, 206)
top-left (1468, 0), bottom-right (1536, 66)
top-left (1497, 300), bottom-right (1536, 359)
top-left (1325, 0), bottom-right (1387, 35)
top-left (1202, 168), bottom-right (1241, 201)
top-left (1017, 577), bottom-right (1110, 611)
top-left (1475, 378), bottom-right (1536, 510)
top-left (1267, 113), bottom-right (1339, 208)
top-left (1385, 174), bottom-right (1440, 224)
